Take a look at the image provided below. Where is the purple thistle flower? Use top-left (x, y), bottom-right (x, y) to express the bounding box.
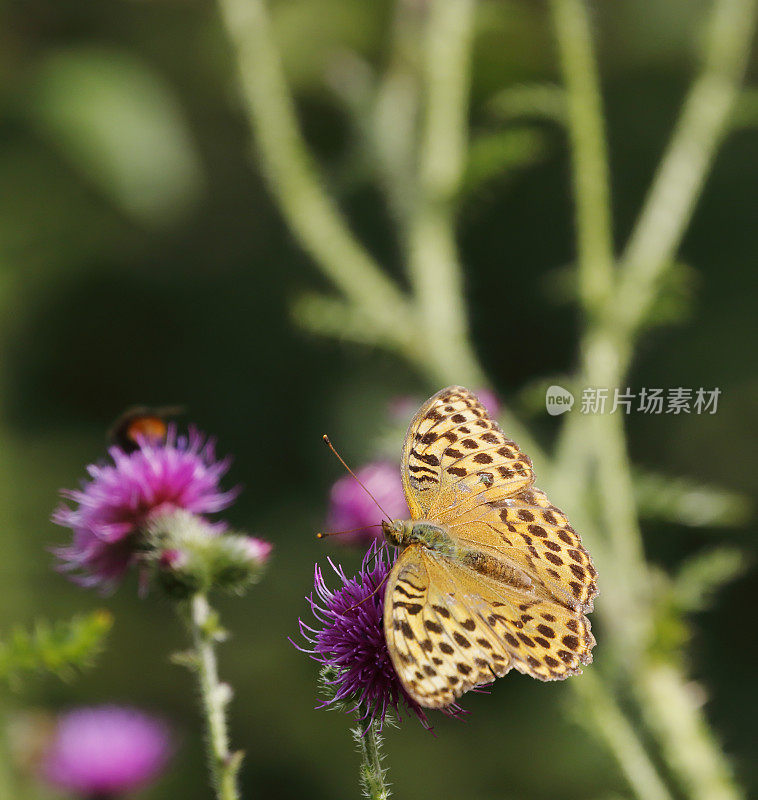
top-left (326, 462), bottom-right (408, 544)
top-left (294, 544), bottom-right (465, 731)
top-left (40, 706), bottom-right (172, 799)
top-left (52, 427), bottom-right (238, 591)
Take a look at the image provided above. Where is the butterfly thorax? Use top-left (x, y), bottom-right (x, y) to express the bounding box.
top-left (383, 518), bottom-right (534, 590)
top-left (382, 519), bottom-right (456, 557)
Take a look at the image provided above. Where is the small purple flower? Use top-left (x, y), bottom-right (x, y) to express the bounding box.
top-left (53, 427), bottom-right (238, 591)
top-left (326, 462), bottom-right (408, 544)
top-left (295, 544), bottom-right (465, 731)
top-left (41, 706), bottom-right (172, 799)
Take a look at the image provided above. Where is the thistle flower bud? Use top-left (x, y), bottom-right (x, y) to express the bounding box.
top-left (146, 510), bottom-right (272, 597)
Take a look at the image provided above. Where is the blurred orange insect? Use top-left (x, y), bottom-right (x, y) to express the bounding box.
top-left (108, 406), bottom-right (183, 453)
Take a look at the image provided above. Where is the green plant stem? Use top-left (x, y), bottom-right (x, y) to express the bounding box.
top-left (550, 0), bottom-right (615, 314)
top-left (215, 0), bottom-right (414, 354)
top-left (407, 0), bottom-right (477, 386)
top-left (372, 0), bottom-right (424, 228)
top-left (216, 0), bottom-right (544, 459)
top-left (185, 594), bottom-right (240, 800)
top-left (551, 0), bottom-right (648, 656)
top-left (616, 0), bottom-right (758, 336)
top-left (550, 1), bottom-right (754, 799)
top-left (548, 0), bottom-right (635, 608)
top-left (355, 719), bottom-right (390, 800)
top-left (402, 0), bottom-right (542, 456)
top-left (581, 335), bottom-right (648, 657)
top-left (573, 672), bottom-right (674, 800)
top-left (636, 663), bottom-right (741, 800)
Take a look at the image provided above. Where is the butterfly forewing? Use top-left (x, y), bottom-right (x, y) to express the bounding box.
top-left (402, 386), bottom-right (535, 519)
top-left (387, 385), bottom-right (597, 707)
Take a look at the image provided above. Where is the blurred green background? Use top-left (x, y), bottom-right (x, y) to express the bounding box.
top-left (0, 0), bottom-right (756, 798)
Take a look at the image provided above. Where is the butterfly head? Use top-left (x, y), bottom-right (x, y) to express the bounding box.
top-left (381, 519), bottom-right (412, 548)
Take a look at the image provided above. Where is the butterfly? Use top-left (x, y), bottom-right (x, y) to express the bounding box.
top-left (381, 386), bottom-right (597, 708)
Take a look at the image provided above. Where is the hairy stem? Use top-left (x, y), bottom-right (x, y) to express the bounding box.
top-left (185, 594), bottom-right (241, 800)
top-left (372, 0), bottom-right (424, 229)
top-left (402, 0), bottom-right (544, 456)
top-left (407, 0), bottom-right (474, 335)
top-left (354, 719), bottom-right (390, 800)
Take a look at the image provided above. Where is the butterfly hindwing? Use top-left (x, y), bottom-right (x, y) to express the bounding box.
top-left (384, 545), bottom-right (513, 709)
top-left (443, 487), bottom-right (598, 613)
top-left (384, 545), bottom-right (595, 707)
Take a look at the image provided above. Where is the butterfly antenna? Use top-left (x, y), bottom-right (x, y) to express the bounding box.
top-left (322, 435), bottom-right (393, 522)
top-left (316, 524), bottom-right (382, 540)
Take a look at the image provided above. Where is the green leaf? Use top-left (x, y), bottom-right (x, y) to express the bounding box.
top-left (27, 47), bottom-right (203, 226)
top-left (634, 469), bottom-right (752, 528)
top-left (649, 548), bottom-right (747, 661)
top-left (463, 127), bottom-right (547, 195)
top-left (0, 611), bottom-right (113, 689)
top-left (487, 83), bottom-right (567, 124)
top-left (672, 547), bottom-right (748, 613)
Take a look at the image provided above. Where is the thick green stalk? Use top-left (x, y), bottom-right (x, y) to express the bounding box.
top-left (186, 594), bottom-right (241, 800)
top-left (372, 0), bottom-right (424, 229)
top-left (398, 0), bottom-right (543, 456)
top-left (550, 1), bottom-right (754, 798)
